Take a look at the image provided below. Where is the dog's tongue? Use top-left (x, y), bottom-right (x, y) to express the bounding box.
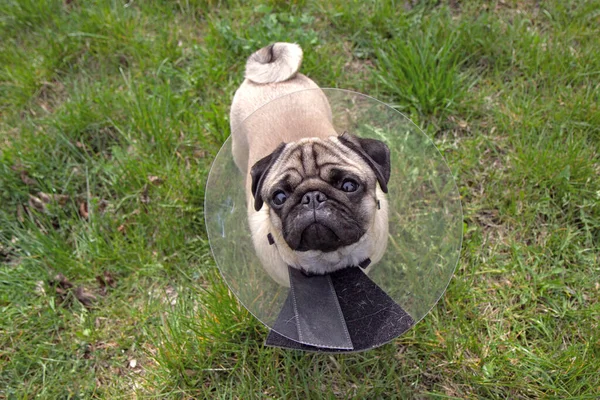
top-left (297, 223), bottom-right (340, 252)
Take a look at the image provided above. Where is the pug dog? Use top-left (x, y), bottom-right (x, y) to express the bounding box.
top-left (230, 43), bottom-right (390, 286)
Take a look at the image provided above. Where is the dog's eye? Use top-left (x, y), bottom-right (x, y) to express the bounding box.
top-left (341, 179), bottom-right (358, 192)
top-left (272, 190), bottom-right (287, 205)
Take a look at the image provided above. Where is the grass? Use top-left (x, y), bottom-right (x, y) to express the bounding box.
top-left (1, 0), bottom-right (599, 398)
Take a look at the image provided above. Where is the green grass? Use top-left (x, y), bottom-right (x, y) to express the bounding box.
top-left (1, 0), bottom-right (599, 398)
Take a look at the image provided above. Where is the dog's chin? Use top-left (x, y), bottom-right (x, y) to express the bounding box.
top-left (295, 223), bottom-right (343, 252)
top-left (283, 211), bottom-right (366, 253)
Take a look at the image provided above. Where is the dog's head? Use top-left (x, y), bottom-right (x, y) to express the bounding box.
top-left (250, 133), bottom-right (390, 274)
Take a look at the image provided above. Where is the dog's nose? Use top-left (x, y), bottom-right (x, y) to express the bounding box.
top-left (301, 191), bottom-right (327, 208)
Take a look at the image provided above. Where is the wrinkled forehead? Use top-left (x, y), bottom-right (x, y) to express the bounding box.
top-left (262, 137), bottom-right (372, 189)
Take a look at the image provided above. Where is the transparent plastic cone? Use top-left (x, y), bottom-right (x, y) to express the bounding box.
top-left (205, 89), bottom-right (462, 345)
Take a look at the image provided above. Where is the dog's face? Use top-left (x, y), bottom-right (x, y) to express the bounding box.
top-left (249, 133), bottom-right (390, 274)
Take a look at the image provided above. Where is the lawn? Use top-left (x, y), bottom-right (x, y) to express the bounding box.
top-left (1, 0), bottom-right (599, 398)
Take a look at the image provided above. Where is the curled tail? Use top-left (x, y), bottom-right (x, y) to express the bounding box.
top-left (245, 42), bottom-right (303, 84)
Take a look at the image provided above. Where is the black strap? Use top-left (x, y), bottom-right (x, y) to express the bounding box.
top-left (270, 267), bottom-right (353, 350)
top-left (266, 266), bottom-right (415, 352)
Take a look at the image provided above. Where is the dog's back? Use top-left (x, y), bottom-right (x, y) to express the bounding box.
top-left (230, 43), bottom-right (335, 174)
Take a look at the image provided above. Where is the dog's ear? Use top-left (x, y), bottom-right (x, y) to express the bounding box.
top-left (250, 143), bottom-right (286, 211)
top-left (338, 132), bottom-right (391, 193)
